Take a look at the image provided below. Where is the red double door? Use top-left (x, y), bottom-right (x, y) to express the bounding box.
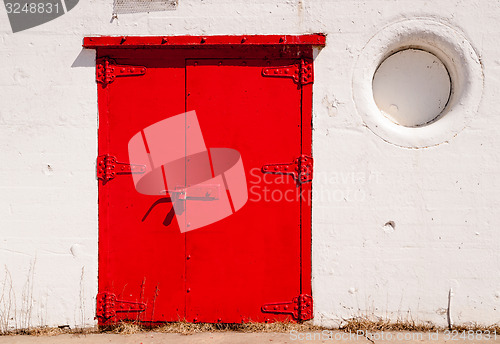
top-left (96, 44), bottom-right (313, 325)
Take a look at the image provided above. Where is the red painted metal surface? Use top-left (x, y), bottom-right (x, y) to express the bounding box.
top-left (96, 58), bottom-right (146, 86)
top-left (97, 292), bottom-right (146, 324)
top-left (261, 294), bottom-right (313, 321)
top-left (300, 66), bottom-right (313, 300)
top-left (97, 154), bottom-right (146, 184)
top-left (262, 154), bottom-right (313, 185)
top-left (83, 34), bottom-right (325, 48)
top-left (97, 49), bottom-right (187, 326)
top-left (185, 58), bottom-right (301, 323)
top-left (261, 59), bottom-right (314, 85)
top-left (91, 38), bottom-right (316, 325)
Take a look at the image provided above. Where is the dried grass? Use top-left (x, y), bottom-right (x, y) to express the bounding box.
top-left (452, 322), bottom-right (500, 333)
top-left (152, 320), bottom-right (322, 335)
top-left (111, 322), bottom-right (144, 335)
top-left (339, 316), bottom-right (438, 332)
top-left (1, 317), bottom-right (499, 337)
top-left (3, 326), bottom-right (97, 337)
top-left (28, 327), bottom-right (66, 336)
top-left (0, 326), bottom-right (98, 337)
top-left (338, 315), bottom-right (500, 333)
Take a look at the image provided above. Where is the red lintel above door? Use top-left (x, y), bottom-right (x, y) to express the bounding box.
top-left (83, 34), bottom-right (326, 49)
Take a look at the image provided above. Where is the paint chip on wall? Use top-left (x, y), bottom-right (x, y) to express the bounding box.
top-left (113, 0), bottom-right (178, 14)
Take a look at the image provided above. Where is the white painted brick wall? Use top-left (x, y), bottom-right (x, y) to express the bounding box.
top-left (0, 0), bottom-right (498, 329)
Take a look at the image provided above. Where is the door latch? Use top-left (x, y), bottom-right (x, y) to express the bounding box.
top-left (167, 184), bottom-right (220, 201)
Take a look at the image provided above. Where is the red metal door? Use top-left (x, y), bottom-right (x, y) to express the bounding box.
top-left (90, 36), bottom-right (321, 325)
top-left (185, 58), bottom-right (302, 322)
top-left (96, 53), bottom-right (187, 325)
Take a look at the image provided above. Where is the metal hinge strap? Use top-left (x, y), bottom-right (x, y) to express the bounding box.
top-left (261, 59), bottom-right (313, 85)
top-left (96, 58), bottom-right (146, 86)
top-left (262, 154), bottom-right (313, 184)
top-left (97, 154), bottom-right (146, 184)
top-left (261, 294), bottom-right (313, 321)
top-left (96, 292), bottom-right (146, 320)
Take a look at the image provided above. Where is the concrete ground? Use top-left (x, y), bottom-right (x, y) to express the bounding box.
top-left (1, 331), bottom-right (499, 344)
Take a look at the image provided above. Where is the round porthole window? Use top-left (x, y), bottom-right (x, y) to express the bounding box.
top-left (353, 19), bottom-right (483, 148)
top-left (372, 49), bottom-right (451, 127)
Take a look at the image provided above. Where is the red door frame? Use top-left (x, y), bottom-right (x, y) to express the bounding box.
top-left (84, 35), bottom-right (325, 324)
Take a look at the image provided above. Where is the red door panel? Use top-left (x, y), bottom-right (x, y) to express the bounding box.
top-left (185, 59), bottom-right (302, 322)
top-left (98, 54), bottom-right (187, 324)
top-left (96, 44), bottom-right (315, 325)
